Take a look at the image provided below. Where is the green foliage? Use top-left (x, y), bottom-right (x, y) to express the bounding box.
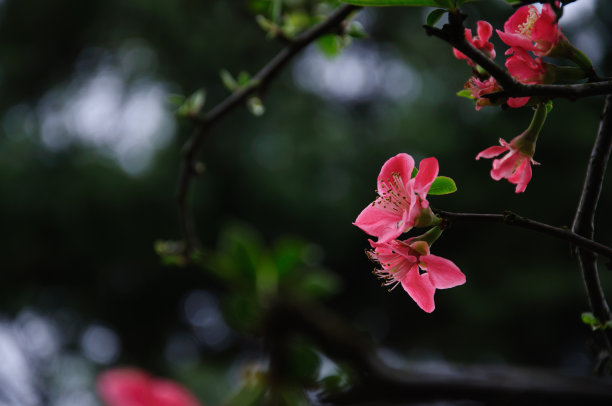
top-left (317, 34), bottom-right (346, 58)
top-left (426, 8), bottom-right (447, 26)
top-left (581, 312), bottom-right (612, 331)
top-left (428, 176), bottom-right (457, 195)
top-left (456, 88), bottom-right (475, 100)
top-left (191, 223), bottom-right (340, 330)
top-left (172, 89), bottom-right (206, 118)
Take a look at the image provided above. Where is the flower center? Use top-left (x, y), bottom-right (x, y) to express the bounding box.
top-left (375, 172), bottom-right (413, 214)
top-left (517, 7), bottom-right (538, 37)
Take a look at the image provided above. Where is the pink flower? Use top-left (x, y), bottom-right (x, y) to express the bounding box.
top-left (496, 4), bottom-right (563, 57)
top-left (505, 48), bottom-right (547, 108)
top-left (476, 137), bottom-right (537, 193)
top-left (354, 153), bottom-right (438, 243)
top-left (465, 76), bottom-right (502, 110)
top-left (368, 238), bottom-right (465, 313)
top-left (453, 20), bottom-right (496, 66)
top-left (97, 368), bottom-right (203, 406)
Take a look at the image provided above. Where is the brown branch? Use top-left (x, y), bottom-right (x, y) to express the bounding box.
top-left (435, 210), bottom-right (612, 260)
top-left (271, 299), bottom-right (612, 405)
top-left (176, 4), bottom-right (360, 250)
top-left (572, 94), bottom-right (612, 352)
top-left (423, 11), bottom-right (612, 101)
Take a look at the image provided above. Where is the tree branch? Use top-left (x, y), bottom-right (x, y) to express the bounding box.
top-left (423, 12), bottom-right (612, 101)
top-left (271, 299), bottom-right (612, 405)
top-left (436, 210), bottom-right (612, 260)
top-left (572, 94), bottom-right (612, 351)
top-left (176, 4), bottom-right (360, 250)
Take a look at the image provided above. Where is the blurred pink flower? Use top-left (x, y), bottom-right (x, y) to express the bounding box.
top-left (496, 4), bottom-right (563, 57)
top-left (368, 238), bottom-right (465, 313)
top-left (97, 368), bottom-right (203, 406)
top-left (476, 137), bottom-right (537, 193)
top-left (354, 153), bottom-right (438, 243)
top-left (453, 20), bottom-right (496, 66)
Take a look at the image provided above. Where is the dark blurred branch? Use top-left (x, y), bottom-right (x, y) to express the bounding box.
top-left (423, 11), bottom-right (612, 100)
top-left (176, 4), bottom-right (360, 250)
top-left (436, 210), bottom-right (612, 260)
top-left (572, 94), bottom-right (612, 351)
top-left (271, 299), bottom-right (612, 405)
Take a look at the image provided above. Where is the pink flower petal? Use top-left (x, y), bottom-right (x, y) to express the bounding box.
top-left (476, 20), bottom-right (493, 42)
top-left (401, 268), bottom-right (436, 313)
top-left (413, 157), bottom-right (439, 196)
top-left (491, 150), bottom-right (521, 180)
top-left (354, 204), bottom-right (406, 244)
top-left (420, 254), bottom-right (466, 289)
top-left (507, 158), bottom-right (532, 193)
top-left (377, 153), bottom-right (414, 193)
top-left (496, 30), bottom-right (535, 52)
top-left (507, 97), bottom-right (530, 108)
top-left (475, 145), bottom-right (508, 160)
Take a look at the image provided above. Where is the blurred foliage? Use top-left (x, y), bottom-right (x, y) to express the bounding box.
top-left (1, 0), bottom-right (612, 404)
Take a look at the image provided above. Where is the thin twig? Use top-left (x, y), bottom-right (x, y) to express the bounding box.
top-left (423, 12), bottom-right (612, 101)
top-left (176, 4), bottom-right (360, 251)
top-left (436, 210), bottom-right (612, 260)
top-left (572, 94), bottom-right (612, 351)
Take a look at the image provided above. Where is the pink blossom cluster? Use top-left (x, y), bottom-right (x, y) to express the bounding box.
top-left (354, 153), bottom-right (465, 313)
top-left (97, 368), bottom-right (204, 406)
top-left (454, 4), bottom-right (563, 109)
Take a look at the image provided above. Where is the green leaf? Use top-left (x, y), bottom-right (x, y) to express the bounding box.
top-left (346, 21), bottom-right (368, 39)
top-left (175, 89), bottom-right (206, 118)
top-left (581, 312), bottom-right (600, 329)
top-left (456, 88), bottom-right (475, 100)
top-left (411, 167), bottom-right (418, 178)
top-left (237, 71), bottom-right (252, 87)
top-left (317, 34), bottom-right (343, 58)
top-left (426, 8), bottom-right (447, 26)
top-left (432, 0), bottom-right (454, 7)
top-left (545, 100), bottom-right (554, 114)
top-left (220, 69), bottom-right (238, 91)
top-left (341, 0), bottom-right (443, 6)
top-left (428, 176), bottom-right (457, 195)
top-left (457, 0), bottom-right (480, 5)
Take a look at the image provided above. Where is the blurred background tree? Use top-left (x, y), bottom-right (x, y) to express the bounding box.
top-left (1, 0), bottom-right (612, 404)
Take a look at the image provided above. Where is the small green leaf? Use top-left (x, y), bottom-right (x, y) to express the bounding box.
top-left (237, 71), bottom-right (252, 87)
top-left (317, 34), bottom-right (343, 58)
top-left (426, 8), bottom-right (447, 26)
top-left (456, 88), bottom-right (475, 100)
top-left (411, 167), bottom-right (418, 178)
top-left (581, 312), bottom-right (600, 329)
top-left (545, 100), bottom-right (554, 113)
top-left (220, 69), bottom-right (238, 91)
top-left (175, 89), bottom-right (206, 117)
top-left (428, 176), bottom-right (457, 195)
top-left (341, 0), bottom-right (443, 6)
top-left (346, 21), bottom-right (368, 38)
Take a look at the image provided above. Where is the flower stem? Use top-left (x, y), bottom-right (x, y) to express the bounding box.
top-left (514, 103), bottom-right (548, 156)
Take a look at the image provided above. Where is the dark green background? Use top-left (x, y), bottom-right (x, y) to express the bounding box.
top-left (1, 0), bottom-right (611, 404)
